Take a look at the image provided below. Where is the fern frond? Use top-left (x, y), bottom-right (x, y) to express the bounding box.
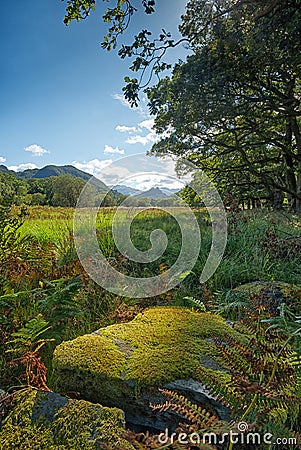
top-left (211, 336), bottom-right (255, 377)
top-left (153, 388), bottom-right (231, 433)
top-left (195, 366), bottom-right (238, 408)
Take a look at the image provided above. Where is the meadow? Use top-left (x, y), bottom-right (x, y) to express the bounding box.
top-left (1, 205), bottom-right (300, 448)
top-left (20, 205), bottom-right (301, 290)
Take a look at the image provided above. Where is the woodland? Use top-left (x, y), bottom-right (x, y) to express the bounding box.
top-left (0, 1), bottom-right (300, 449)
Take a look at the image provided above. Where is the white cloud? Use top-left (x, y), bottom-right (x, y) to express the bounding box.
top-left (0, 156), bottom-right (6, 163)
top-left (104, 145), bottom-right (125, 155)
top-left (117, 118), bottom-right (158, 146)
top-left (100, 155), bottom-right (190, 189)
top-left (112, 93), bottom-right (147, 116)
top-left (102, 166), bottom-right (134, 186)
top-left (139, 119), bottom-right (154, 131)
top-left (72, 154), bottom-right (192, 189)
top-left (72, 158), bottom-right (133, 186)
top-left (8, 163), bottom-right (39, 172)
top-left (24, 144), bottom-right (50, 156)
top-left (72, 159), bottom-right (113, 179)
top-left (126, 132), bottom-right (158, 146)
top-left (132, 174), bottom-right (183, 192)
top-left (116, 125), bottom-right (137, 133)
top-left (112, 93), bottom-right (133, 109)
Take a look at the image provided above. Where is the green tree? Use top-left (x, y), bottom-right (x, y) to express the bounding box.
top-left (146, 1), bottom-right (301, 210)
top-left (51, 174), bottom-right (87, 207)
top-left (27, 178), bottom-right (54, 205)
top-left (0, 173), bottom-right (31, 206)
top-left (63, 0), bottom-right (301, 209)
top-left (62, 0), bottom-right (293, 104)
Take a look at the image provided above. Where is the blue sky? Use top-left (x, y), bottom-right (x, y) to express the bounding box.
top-left (0, 0), bottom-right (187, 188)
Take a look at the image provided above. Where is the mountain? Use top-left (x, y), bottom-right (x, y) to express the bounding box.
top-left (0, 165), bottom-right (10, 173)
top-left (0, 164), bottom-right (107, 191)
top-left (160, 188), bottom-right (180, 196)
top-left (0, 165), bottom-right (17, 176)
top-left (112, 185), bottom-right (180, 197)
top-left (135, 187), bottom-right (168, 199)
top-left (111, 185), bottom-right (142, 196)
top-left (18, 165), bottom-right (92, 181)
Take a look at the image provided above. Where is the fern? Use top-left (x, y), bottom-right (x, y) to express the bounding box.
top-left (149, 310), bottom-right (300, 449)
top-left (6, 314), bottom-right (53, 390)
top-left (7, 314), bottom-right (53, 353)
top-left (182, 297), bottom-right (207, 312)
top-left (195, 366), bottom-right (238, 409)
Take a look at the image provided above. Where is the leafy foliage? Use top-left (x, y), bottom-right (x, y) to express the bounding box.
top-left (7, 315), bottom-right (53, 390)
top-left (148, 301), bottom-right (301, 449)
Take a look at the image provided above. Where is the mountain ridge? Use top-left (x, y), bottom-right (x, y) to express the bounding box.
top-left (0, 165), bottom-right (180, 198)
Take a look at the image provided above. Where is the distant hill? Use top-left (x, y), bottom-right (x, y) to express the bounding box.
top-left (0, 165), bottom-right (16, 176)
top-left (111, 185), bottom-right (142, 196)
top-left (0, 164), bottom-right (107, 191)
top-left (135, 187), bottom-right (168, 199)
top-left (160, 188), bottom-right (180, 196)
top-left (0, 165), bottom-right (10, 173)
top-left (18, 165), bottom-right (92, 181)
top-left (112, 185), bottom-right (179, 197)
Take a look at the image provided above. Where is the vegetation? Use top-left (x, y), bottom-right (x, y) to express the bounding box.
top-left (0, 389), bottom-right (132, 449)
top-left (62, 0), bottom-right (301, 211)
top-left (0, 206), bottom-right (300, 450)
top-left (0, 0), bottom-right (300, 447)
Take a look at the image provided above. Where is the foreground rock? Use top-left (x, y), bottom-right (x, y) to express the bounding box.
top-left (0, 389), bottom-right (133, 449)
top-left (233, 281), bottom-right (301, 314)
top-left (53, 306), bottom-right (246, 431)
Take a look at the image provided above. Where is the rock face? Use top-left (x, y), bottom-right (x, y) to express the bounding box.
top-left (233, 281), bottom-right (301, 314)
top-left (0, 389), bottom-right (133, 449)
top-left (53, 307), bottom-right (246, 431)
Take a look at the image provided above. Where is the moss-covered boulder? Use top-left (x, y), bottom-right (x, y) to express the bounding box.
top-left (0, 389), bottom-right (133, 450)
top-left (233, 281), bottom-right (301, 314)
top-left (53, 307), bottom-right (246, 430)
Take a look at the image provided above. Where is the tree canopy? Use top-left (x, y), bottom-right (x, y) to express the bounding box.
top-left (62, 0), bottom-right (301, 209)
top-left (147, 0), bottom-right (301, 209)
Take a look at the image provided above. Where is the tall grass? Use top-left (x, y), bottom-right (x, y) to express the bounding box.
top-left (2, 205), bottom-right (301, 390)
top-left (21, 206), bottom-right (301, 291)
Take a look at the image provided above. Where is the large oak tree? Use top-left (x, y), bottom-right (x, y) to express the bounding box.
top-left (63, 0), bottom-right (301, 209)
top-left (146, 0), bottom-right (301, 209)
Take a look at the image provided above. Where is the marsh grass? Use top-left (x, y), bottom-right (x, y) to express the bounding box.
top-left (20, 206), bottom-right (301, 290)
top-left (2, 205), bottom-right (301, 392)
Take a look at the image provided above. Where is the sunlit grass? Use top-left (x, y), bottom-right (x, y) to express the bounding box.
top-left (19, 206), bottom-right (301, 290)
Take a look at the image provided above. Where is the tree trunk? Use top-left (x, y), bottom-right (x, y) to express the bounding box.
top-left (272, 190), bottom-right (284, 210)
top-left (292, 117), bottom-right (301, 211)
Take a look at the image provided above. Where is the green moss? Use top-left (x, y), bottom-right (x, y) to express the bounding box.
top-left (52, 400), bottom-right (132, 449)
top-left (0, 389), bottom-right (133, 450)
top-left (55, 334), bottom-right (126, 377)
top-left (234, 281), bottom-right (301, 304)
top-left (0, 390), bottom-right (56, 450)
top-left (53, 307), bottom-right (245, 402)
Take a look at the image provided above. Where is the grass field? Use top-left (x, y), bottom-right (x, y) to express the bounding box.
top-left (20, 206), bottom-right (301, 291)
top-left (1, 205), bottom-right (300, 446)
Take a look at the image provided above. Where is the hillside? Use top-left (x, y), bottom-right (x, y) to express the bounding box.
top-left (111, 184), bottom-right (142, 196)
top-left (18, 165), bottom-right (92, 181)
top-left (0, 164), bottom-right (107, 191)
top-left (135, 187), bottom-right (168, 199)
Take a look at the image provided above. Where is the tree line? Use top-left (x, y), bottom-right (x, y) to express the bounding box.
top-left (0, 173), bottom-right (117, 207)
top-left (0, 172), bottom-right (183, 208)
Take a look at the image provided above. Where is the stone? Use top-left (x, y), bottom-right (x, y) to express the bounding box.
top-left (233, 281), bottom-right (301, 314)
top-left (53, 306), bottom-right (246, 431)
top-left (0, 389), bottom-right (133, 449)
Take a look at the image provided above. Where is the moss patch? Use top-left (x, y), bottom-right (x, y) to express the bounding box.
top-left (0, 389), bottom-right (133, 450)
top-left (53, 307), bottom-right (244, 404)
top-left (233, 281), bottom-right (301, 314)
